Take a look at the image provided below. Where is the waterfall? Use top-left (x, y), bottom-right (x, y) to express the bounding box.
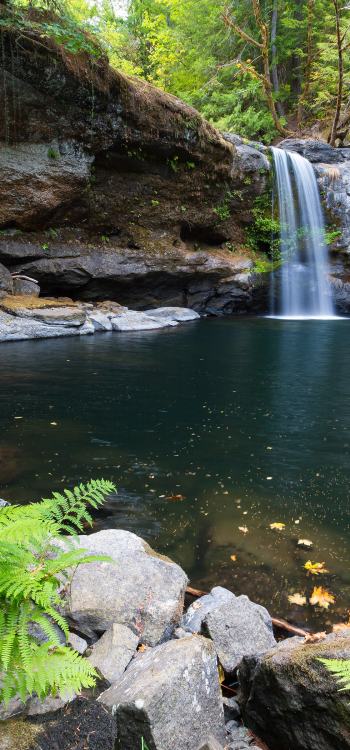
top-left (271, 147), bottom-right (335, 318)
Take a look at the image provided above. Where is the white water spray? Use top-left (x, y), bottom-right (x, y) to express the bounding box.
top-left (271, 147), bottom-right (334, 318)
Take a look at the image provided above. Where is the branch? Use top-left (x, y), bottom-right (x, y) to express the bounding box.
top-left (222, 10), bottom-right (263, 49)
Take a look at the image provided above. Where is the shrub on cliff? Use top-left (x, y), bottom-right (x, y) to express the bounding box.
top-left (0, 478), bottom-right (115, 704)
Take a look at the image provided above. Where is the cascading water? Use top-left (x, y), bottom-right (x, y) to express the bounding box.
top-left (271, 147), bottom-right (335, 318)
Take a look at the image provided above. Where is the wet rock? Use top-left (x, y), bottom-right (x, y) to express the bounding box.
top-left (240, 631), bottom-right (350, 750)
top-left (98, 635), bottom-right (226, 750)
top-left (0, 262), bottom-right (13, 298)
top-left (88, 623), bottom-right (139, 684)
top-left (111, 310), bottom-right (173, 331)
top-left (279, 138), bottom-right (350, 164)
top-left (65, 529), bottom-right (188, 645)
top-left (67, 632), bottom-right (88, 655)
top-left (12, 276), bottom-right (40, 297)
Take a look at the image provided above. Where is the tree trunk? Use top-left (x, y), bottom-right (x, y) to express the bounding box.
top-left (270, 0), bottom-right (285, 118)
top-left (329, 0), bottom-right (343, 146)
top-left (297, 0), bottom-right (314, 127)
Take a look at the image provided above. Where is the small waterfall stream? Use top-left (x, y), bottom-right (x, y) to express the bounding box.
top-left (271, 147), bottom-right (335, 318)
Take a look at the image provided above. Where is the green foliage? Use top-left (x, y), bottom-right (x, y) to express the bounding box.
top-left (319, 658), bottom-right (350, 691)
top-left (247, 195), bottom-right (280, 256)
top-left (0, 478), bottom-right (115, 705)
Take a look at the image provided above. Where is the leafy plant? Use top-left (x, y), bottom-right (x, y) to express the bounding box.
top-left (0, 478), bottom-right (115, 705)
top-left (319, 659), bottom-right (350, 691)
top-left (47, 147), bottom-right (59, 160)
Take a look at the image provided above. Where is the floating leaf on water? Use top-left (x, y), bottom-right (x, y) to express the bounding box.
top-left (230, 554), bottom-right (237, 562)
top-left (288, 593), bottom-right (307, 606)
top-left (304, 560), bottom-right (329, 575)
top-left (165, 494), bottom-right (186, 501)
top-left (309, 586), bottom-right (335, 609)
top-left (270, 522), bottom-right (285, 531)
top-left (50, 422), bottom-right (58, 426)
top-left (238, 526), bottom-right (248, 534)
top-left (297, 538), bottom-right (313, 548)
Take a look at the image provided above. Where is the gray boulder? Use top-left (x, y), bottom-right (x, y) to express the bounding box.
top-left (147, 306), bottom-right (200, 323)
top-left (111, 310), bottom-right (173, 331)
top-left (68, 632), bottom-right (88, 654)
top-left (0, 262), bottom-right (13, 298)
top-left (0, 307), bottom-right (94, 342)
top-left (26, 692), bottom-right (74, 716)
top-left (98, 635), bottom-right (226, 750)
top-left (65, 529), bottom-right (188, 645)
top-left (239, 630), bottom-right (350, 750)
top-left (182, 587), bottom-right (234, 633)
top-left (204, 593), bottom-right (276, 674)
top-left (12, 276), bottom-right (40, 297)
top-left (88, 623), bottom-right (139, 683)
top-left (279, 138), bottom-right (350, 163)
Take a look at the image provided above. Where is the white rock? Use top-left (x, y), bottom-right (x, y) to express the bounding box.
top-left (111, 311), bottom-right (172, 331)
top-left (147, 306), bottom-right (200, 323)
top-left (87, 311), bottom-right (112, 331)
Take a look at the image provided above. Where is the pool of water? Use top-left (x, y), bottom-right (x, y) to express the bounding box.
top-left (1, 317), bottom-right (350, 629)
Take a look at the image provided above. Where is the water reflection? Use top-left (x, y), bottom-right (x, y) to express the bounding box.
top-left (0, 319), bottom-right (349, 628)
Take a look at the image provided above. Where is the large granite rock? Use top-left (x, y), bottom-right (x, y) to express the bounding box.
top-left (0, 305), bottom-right (93, 342)
top-left (98, 635), bottom-right (226, 750)
top-left (182, 587), bottom-right (276, 675)
top-left (65, 530), bottom-right (188, 645)
top-left (111, 310), bottom-right (172, 331)
top-left (279, 138), bottom-right (350, 164)
top-left (88, 623), bottom-right (139, 683)
top-left (239, 631), bottom-right (350, 750)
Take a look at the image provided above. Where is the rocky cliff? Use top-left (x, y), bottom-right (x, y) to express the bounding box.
top-left (0, 12), bottom-right (270, 314)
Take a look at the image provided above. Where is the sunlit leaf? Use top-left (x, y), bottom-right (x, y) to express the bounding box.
top-left (238, 526), bottom-right (248, 534)
top-left (230, 554), bottom-right (237, 561)
top-left (309, 587), bottom-right (335, 609)
top-left (304, 560), bottom-right (329, 575)
top-left (288, 593), bottom-right (307, 606)
top-left (270, 522), bottom-right (285, 531)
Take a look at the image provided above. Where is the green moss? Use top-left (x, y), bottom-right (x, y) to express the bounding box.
top-left (0, 719), bottom-right (40, 750)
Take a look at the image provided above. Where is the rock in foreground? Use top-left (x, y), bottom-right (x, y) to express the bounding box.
top-left (65, 530), bottom-right (188, 645)
top-left (98, 635), bottom-right (226, 750)
top-left (182, 587), bottom-right (276, 674)
top-left (239, 631), bottom-right (350, 750)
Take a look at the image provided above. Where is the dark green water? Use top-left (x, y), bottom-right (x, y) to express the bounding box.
top-left (1, 317), bottom-right (350, 629)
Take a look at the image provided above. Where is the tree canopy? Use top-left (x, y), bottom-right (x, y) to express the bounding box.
top-left (2, 0), bottom-right (350, 144)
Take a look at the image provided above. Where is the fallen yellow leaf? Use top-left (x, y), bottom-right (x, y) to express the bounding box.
top-left (238, 526), bottom-right (248, 534)
top-left (270, 522), bottom-right (285, 531)
top-left (309, 586), bottom-right (335, 609)
top-left (230, 554), bottom-right (237, 562)
top-left (218, 663), bottom-right (225, 684)
top-left (304, 560), bottom-right (329, 575)
top-left (288, 593), bottom-right (307, 606)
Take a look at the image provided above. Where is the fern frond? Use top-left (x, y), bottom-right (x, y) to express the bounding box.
top-left (319, 658), bottom-right (350, 691)
top-left (0, 478), bottom-right (116, 705)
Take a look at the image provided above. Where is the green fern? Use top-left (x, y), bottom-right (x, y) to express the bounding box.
top-left (0, 478), bottom-right (116, 705)
top-left (319, 658), bottom-right (350, 691)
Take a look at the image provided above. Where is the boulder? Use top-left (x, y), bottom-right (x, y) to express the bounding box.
top-left (67, 632), bottom-right (88, 655)
top-left (12, 276), bottom-right (40, 297)
top-left (65, 530), bottom-right (188, 645)
top-left (182, 587), bottom-right (234, 633)
top-left (88, 623), bottom-right (139, 683)
top-left (26, 693), bottom-right (74, 717)
top-left (239, 631), bottom-right (350, 750)
top-left (146, 306), bottom-right (200, 323)
top-left (87, 310), bottom-right (112, 331)
top-left (0, 308), bottom-right (94, 342)
top-left (0, 262), bottom-right (13, 298)
top-left (111, 310), bottom-right (173, 331)
top-left (204, 593), bottom-right (276, 675)
top-left (279, 138), bottom-right (350, 163)
top-left (98, 635), bottom-right (226, 750)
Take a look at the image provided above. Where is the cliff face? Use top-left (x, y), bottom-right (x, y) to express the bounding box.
top-left (0, 18), bottom-right (270, 314)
